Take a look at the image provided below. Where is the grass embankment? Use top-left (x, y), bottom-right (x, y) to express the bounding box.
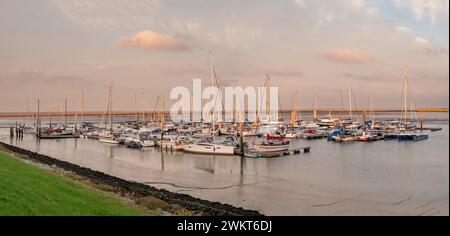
top-left (0, 151), bottom-right (149, 216)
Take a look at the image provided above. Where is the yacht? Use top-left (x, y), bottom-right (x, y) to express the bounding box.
top-left (182, 139), bottom-right (235, 155)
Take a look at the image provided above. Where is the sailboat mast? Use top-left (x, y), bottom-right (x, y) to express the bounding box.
top-left (49, 110), bottom-right (52, 129)
top-left (160, 98), bottom-right (165, 131)
top-left (74, 107), bottom-right (78, 132)
top-left (37, 99), bottom-right (40, 137)
top-left (153, 96), bottom-right (160, 123)
top-left (313, 95), bottom-right (317, 122)
top-left (297, 91), bottom-right (302, 121)
top-left (266, 74), bottom-right (270, 120)
top-left (110, 86), bottom-right (113, 131)
top-left (134, 94), bottom-right (138, 122)
top-left (403, 66), bottom-right (408, 125)
top-left (348, 83), bottom-right (352, 120)
top-left (290, 91), bottom-right (298, 125)
top-left (105, 82), bottom-right (113, 131)
top-left (64, 98), bottom-right (67, 128)
top-left (209, 50), bottom-right (215, 139)
top-left (36, 98), bottom-right (41, 138)
top-left (141, 94), bottom-right (146, 122)
top-left (81, 90), bottom-right (84, 125)
top-left (369, 93), bottom-right (375, 123)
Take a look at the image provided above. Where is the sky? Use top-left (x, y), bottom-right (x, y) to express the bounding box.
top-left (0, 0), bottom-right (448, 112)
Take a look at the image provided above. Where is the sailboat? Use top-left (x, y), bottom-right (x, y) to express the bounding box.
top-left (251, 74), bottom-right (291, 153)
top-left (181, 51), bottom-right (236, 155)
top-left (182, 139), bottom-right (235, 155)
top-left (285, 91), bottom-right (303, 138)
top-left (39, 99), bottom-right (80, 139)
top-left (397, 66), bottom-right (428, 141)
top-left (257, 74), bottom-right (283, 137)
top-left (301, 96), bottom-right (326, 139)
top-left (330, 83), bottom-right (358, 142)
top-left (355, 94), bottom-right (384, 142)
top-left (99, 82), bottom-right (120, 144)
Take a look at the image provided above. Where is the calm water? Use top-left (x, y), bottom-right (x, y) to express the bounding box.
top-left (1, 117), bottom-right (448, 215)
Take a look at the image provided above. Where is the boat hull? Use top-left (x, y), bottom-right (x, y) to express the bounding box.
top-left (39, 134), bottom-right (80, 139)
top-left (253, 144), bottom-right (290, 153)
top-left (398, 133), bottom-right (429, 141)
top-left (99, 138), bottom-right (120, 144)
top-left (159, 141), bottom-right (183, 150)
top-left (332, 136), bottom-right (356, 142)
top-left (182, 144), bottom-right (235, 155)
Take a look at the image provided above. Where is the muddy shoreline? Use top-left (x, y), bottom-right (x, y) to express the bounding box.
top-left (0, 141), bottom-right (262, 216)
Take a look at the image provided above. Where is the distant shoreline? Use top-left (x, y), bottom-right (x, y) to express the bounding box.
top-left (0, 108), bottom-right (448, 118)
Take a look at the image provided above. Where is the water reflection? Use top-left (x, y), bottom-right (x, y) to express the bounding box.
top-left (194, 155), bottom-right (215, 173)
top-left (160, 149), bottom-right (165, 171)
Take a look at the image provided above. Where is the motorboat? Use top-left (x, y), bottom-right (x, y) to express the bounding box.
top-left (302, 129), bottom-right (324, 140)
top-left (285, 130), bottom-right (302, 139)
top-left (157, 135), bottom-right (186, 151)
top-left (329, 129), bottom-right (356, 142)
top-left (253, 140), bottom-right (290, 153)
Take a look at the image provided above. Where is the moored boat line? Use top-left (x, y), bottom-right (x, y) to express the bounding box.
top-left (10, 63), bottom-right (436, 158)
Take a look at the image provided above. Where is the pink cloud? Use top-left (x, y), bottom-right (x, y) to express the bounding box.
top-left (318, 48), bottom-right (374, 63)
top-left (117, 30), bottom-right (191, 51)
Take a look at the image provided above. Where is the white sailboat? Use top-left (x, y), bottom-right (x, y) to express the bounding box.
top-left (99, 82), bottom-right (119, 144)
top-left (181, 50), bottom-right (236, 155)
top-left (397, 66), bottom-right (428, 141)
top-left (182, 140), bottom-right (235, 155)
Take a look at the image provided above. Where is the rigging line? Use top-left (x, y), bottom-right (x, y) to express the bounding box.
top-left (211, 63), bottom-right (225, 117)
top-left (236, 89), bottom-right (244, 122)
top-left (152, 95), bottom-right (160, 123)
top-left (253, 76), bottom-right (268, 145)
top-left (277, 90), bottom-right (282, 121)
top-left (100, 83), bottom-right (111, 129)
top-left (348, 84), bottom-right (359, 121)
top-left (406, 77), bottom-right (420, 122)
top-left (296, 90), bottom-right (302, 121)
top-left (211, 63), bottom-right (224, 123)
top-left (108, 82), bottom-right (113, 130)
top-left (351, 86), bottom-right (358, 114)
top-left (73, 93), bottom-right (82, 130)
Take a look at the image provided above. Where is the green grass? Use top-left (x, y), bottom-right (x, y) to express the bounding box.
top-left (0, 151), bottom-right (148, 216)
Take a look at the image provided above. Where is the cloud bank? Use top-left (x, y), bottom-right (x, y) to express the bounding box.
top-left (117, 31), bottom-right (191, 51)
top-left (318, 48), bottom-right (375, 64)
